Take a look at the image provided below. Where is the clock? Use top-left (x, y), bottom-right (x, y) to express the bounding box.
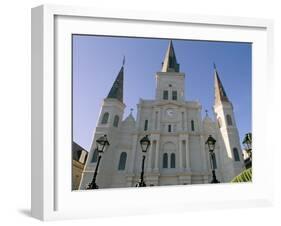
top-left (166, 109), bottom-right (174, 117)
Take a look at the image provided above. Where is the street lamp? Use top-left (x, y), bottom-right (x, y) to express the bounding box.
top-left (242, 133), bottom-right (252, 160)
top-left (87, 134), bottom-right (110, 189)
top-left (205, 135), bottom-right (220, 183)
top-left (136, 135), bottom-right (151, 187)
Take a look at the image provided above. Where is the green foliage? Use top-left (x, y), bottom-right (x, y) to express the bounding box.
top-left (231, 168), bottom-right (252, 183)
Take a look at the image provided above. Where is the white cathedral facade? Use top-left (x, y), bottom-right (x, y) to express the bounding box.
top-left (79, 40), bottom-right (245, 189)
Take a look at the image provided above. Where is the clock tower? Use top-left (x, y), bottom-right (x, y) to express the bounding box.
top-left (155, 40), bottom-right (185, 102)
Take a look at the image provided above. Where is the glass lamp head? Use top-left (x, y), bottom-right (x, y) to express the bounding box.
top-left (96, 134), bottom-right (110, 153)
top-left (140, 135), bottom-right (151, 153)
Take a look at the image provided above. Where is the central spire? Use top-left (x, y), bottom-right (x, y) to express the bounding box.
top-left (214, 64), bottom-right (230, 105)
top-left (161, 40), bottom-right (180, 73)
top-left (107, 63), bottom-right (124, 102)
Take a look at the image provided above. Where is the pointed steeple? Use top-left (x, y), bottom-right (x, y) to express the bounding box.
top-left (214, 64), bottom-right (230, 105)
top-left (107, 64), bottom-right (124, 102)
top-left (161, 40), bottom-right (180, 72)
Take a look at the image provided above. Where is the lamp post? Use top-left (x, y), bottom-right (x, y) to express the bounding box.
top-left (205, 135), bottom-right (220, 183)
top-left (136, 135), bottom-right (151, 187)
top-left (242, 133), bottom-right (252, 160)
top-left (87, 134), bottom-right (110, 189)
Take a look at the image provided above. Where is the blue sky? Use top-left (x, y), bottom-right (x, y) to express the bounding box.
top-left (73, 35), bottom-right (252, 151)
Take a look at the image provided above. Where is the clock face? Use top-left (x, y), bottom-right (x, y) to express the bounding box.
top-left (166, 109), bottom-right (174, 117)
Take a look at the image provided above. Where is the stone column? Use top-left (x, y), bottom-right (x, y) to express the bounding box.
top-left (179, 137), bottom-right (183, 171)
top-left (147, 140), bottom-right (153, 172)
top-left (151, 109), bottom-right (156, 131)
top-left (128, 134), bottom-right (138, 173)
top-left (157, 109), bottom-right (161, 132)
top-left (181, 111), bottom-right (185, 131)
top-left (185, 135), bottom-right (190, 171)
top-left (155, 111), bottom-right (159, 130)
top-left (154, 139), bottom-right (160, 171)
top-left (184, 109), bottom-right (188, 132)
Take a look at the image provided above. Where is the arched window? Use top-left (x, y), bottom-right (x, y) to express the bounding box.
top-left (233, 148), bottom-right (240, 161)
top-left (118, 152), bottom-right (127, 170)
top-left (170, 153), bottom-right (176, 168)
top-left (226, 114), bottom-right (233, 126)
top-left (101, 112), bottom-right (109, 124)
top-left (113, 115), bottom-right (119, 127)
top-left (163, 153), bottom-right (168, 168)
top-left (163, 90), bottom-right (169, 100)
top-left (210, 153), bottom-right (217, 169)
top-left (91, 149), bottom-right (98, 163)
top-left (144, 120), bottom-right (148, 131)
top-left (191, 120), bottom-right (195, 131)
top-left (168, 124), bottom-right (172, 132)
top-left (172, 91), bottom-right (177, 100)
top-left (218, 117), bottom-right (222, 128)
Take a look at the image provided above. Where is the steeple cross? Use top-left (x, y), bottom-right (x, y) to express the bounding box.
top-left (213, 62), bottom-right (217, 70)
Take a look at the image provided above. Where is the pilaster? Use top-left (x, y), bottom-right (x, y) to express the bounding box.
top-left (185, 134), bottom-right (191, 171)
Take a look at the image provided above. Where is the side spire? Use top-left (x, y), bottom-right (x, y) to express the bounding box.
top-left (107, 61), bottom-right (124, 102)
top-left (214, 63), bottom-right (230, 105)
top-left (161, 40), bottom-right (180, 72)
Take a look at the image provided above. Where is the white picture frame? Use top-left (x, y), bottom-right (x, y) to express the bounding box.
top-left (31, 4), bottom-right (274, 221)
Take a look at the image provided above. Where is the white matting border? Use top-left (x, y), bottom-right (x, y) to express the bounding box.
top-left (31, 4), bottom-right (274, 221)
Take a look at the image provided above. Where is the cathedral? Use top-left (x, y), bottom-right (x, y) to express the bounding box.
top-left (79, 40), bottom-right (244, 189)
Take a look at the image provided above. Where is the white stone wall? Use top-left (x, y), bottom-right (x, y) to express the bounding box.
top-left (155, 72), bottom-right (185, 101)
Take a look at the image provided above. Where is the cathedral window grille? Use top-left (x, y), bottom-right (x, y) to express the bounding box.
top-left (118, 152), bottom-right (127, 170)
top-left (113, 115), bottom-right (119, 127)
top-left (91, 149), bottom-right (98, 163)
top-left (172, 91), bottom-right (177, 100)
top-left (168, 124), bottom-right (172, 132)
top-left (101, 112), bottom-right (109, 124)
top-left (226, 114), bottom-right (233, 126)
top-left (163, 90), bottom-right (169, 100)
top-left (191, 120), bottom-right (195, 131)
top-left (170, 153), bottom-right (176, 168)
top-left (163, 153), bottom-right (168, 168)
top-left (144, 120), bottom-right (148, 131)
top-left (233, 148), bottom-right (240, 161)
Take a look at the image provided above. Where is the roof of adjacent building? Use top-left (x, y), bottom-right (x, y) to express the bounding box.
top-left (72, 141), bottom-right (88, 162)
